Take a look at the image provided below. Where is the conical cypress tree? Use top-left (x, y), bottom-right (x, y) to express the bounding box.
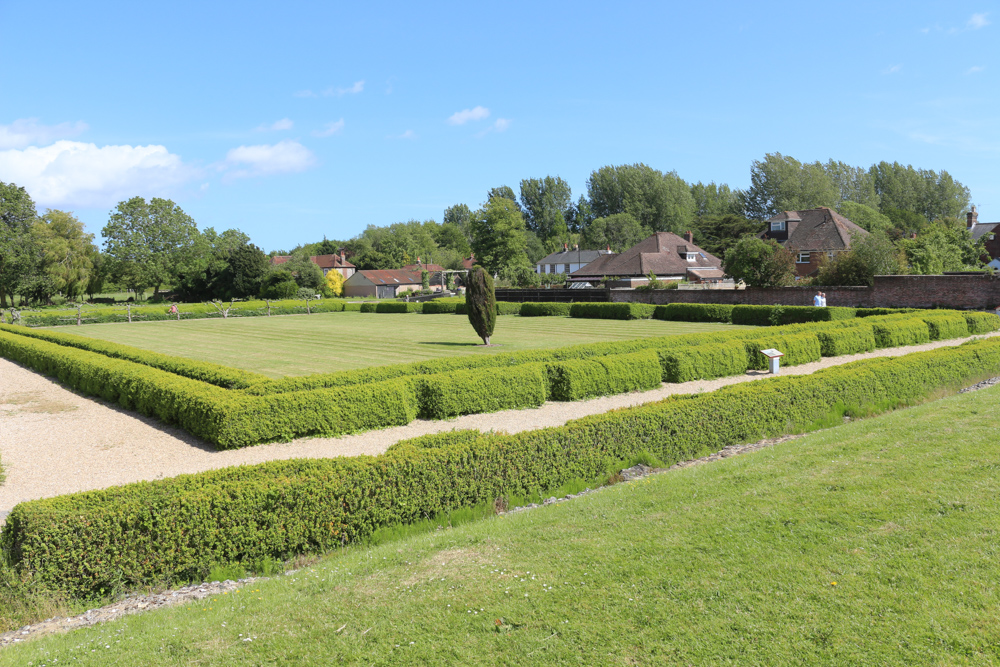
top-left (466, 265), bottom-right (496, 345)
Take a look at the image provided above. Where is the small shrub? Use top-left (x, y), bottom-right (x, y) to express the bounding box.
top-left (653, 303), bottom-right (734, 323)
top-left (520, 303), bottom-right (571, 317)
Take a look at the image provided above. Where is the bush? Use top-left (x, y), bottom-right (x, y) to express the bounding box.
top-left (9, 337), bottom-right (1000, 597)
top-left (416, 363), bottom-right (548, 419)
top-left (658, 342), bottom-right (748, 382)
top-left (870, 318), bottom-right (931, 348)
top-left (741, 333), bottom-right (822, 369)
top-left (520, 302), bottom-right (572, 317)
top-left (921, 314), bottom-right (969, 341)
top-left (359, 303), bottom-right (378, 313)
top-left (856, 308), bottom-right (919, 318)
top-left (375, 302), bottom-right (422, 313)
top-left (546, 350), bottom-right (662, 401)
top-left (421, 301), bottom-right (460, 314)
top-left (569, 303), bottom-right (655, 320)
top-left (653, 303), bottom-right (734, 323)
top-left (295, 288), bottom-right (317, 300)
top-left (731, 305), bottom-right (856, 326)
top-left (963, 311), bottom-right (1000, 335)
top-left (814, 325), bottom-right (877, 357)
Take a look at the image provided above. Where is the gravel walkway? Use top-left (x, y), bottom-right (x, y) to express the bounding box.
top-left (2, 332), bottom-right (998, 520)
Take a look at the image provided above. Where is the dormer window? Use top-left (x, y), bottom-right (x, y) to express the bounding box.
top-left (771, 220), bottom-right (786, 232)
top-left (685, 252), bottom-right (697, 262)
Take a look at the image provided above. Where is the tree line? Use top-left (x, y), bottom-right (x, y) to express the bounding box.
top-left (0, 153), bottom-right (982, 305)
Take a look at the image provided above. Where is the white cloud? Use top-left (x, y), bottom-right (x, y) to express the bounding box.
top-left (313, 119), bottom-right (345, 137)
top-left (323, 80), bottom-right (365, 97)
top-left (447, 106), bottom-right (490, 125)
top-left (0, 118), bottom-right (88, 149)
top-left (881, 64), bottom-right (902, 75)
top-left (0, 140), bottom-right (196, 208)
top-left (221, 140), bottom-right (317, 180)
top-left (387, 130), bottom-right (417, 140)
top-left (255, 118), bottom-right (294, 132)
top-left (968, 12), bottom-right (990, 29)
top-left (475, 118), bottom-right (512, 138)
top-left (966, 65), bottom-right (986, 74)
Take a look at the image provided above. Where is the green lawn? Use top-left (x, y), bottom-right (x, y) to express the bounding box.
top-left (51, 312), bottom-right (745, 377)
top-left (5, 385), bottom-right (1000, 665)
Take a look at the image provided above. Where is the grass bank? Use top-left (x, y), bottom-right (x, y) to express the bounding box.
top-left (48, 312), bottom-right (744, 377)
top-left (4, 383), bottom-right (1000, 664)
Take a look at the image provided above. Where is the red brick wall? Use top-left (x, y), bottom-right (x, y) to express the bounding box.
top-left (611, 274), bottom-right (1000, 310)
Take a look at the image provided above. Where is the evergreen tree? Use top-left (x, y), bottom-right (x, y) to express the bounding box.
top-left (466, 265), bottom-right (496, 345)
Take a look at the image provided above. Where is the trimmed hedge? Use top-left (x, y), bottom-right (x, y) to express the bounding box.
top-left (8, 337), bottom-right (1000, 597)
top-left (0, 324), bottom-right (267, 389)
top-left (814, 325), bottom-right (877, 357)
top-left (416, 363), bottom-right (548, 419)
top-left (921, 314), bottom-right (969, 340)
top-left (870, 318), bottom-right (931, 349)
top-left (731, 304), bottom-right (856, 326)
top-left (455, 301), bottom-right (521, 316)
top-left (964, 311), bottom-right (1000, 335)
top-left (659, 342), bottom-right (748, 382)
top-left (741, 332), bottom-right (822, 369)
top-left (375, 302), bottom-right (423, 313)
top-left (546, 350), bottom-right (662, 401)
top-left (421, 301), bottom-right (460, 314)
top-left (569, 303), bottom-right (656, 320)
top-left (855, 307), bottom-right (919, 318)
top-left (653, 303), bottom-right (734, 323)
top-left (519, 302), bottom-right (572, 317)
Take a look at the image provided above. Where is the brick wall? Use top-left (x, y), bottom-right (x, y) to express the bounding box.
top-left (494, 288), bottom-right (609, 303)
top-left (610, 274), bottom-right (1000, 310)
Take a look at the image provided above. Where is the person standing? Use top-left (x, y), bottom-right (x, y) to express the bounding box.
top-left (813, 292), bottom-right (823, 307)
top-left (819, 292), bottom-right (827, 307)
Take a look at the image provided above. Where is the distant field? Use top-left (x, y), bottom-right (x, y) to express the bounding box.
top-left (52, 311), bottom-right (746, 378)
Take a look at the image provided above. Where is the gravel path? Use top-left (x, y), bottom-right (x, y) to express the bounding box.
top-left (2, 332), bottom-right (998, 520)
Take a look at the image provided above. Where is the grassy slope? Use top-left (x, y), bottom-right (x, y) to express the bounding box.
top-left (49, 312), bottom-right (744, 377)
top-left (5, 386), bottom-right (999, 665)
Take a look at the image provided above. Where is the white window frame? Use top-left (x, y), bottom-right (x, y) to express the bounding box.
top-left (564, 264), bottom-right (571, 274)
top-left (685, 253), bottom-right (697, 262)
top-left (771, 221), bottom-right (786, 232)
top-left (796, 252), bottom-right (810, 264)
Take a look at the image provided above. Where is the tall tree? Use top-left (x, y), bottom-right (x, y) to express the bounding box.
top-left (0, 181), bottom-right (39, 307)
top-left (722, 237), bottom-right (796, 287)
top-left (690, 181), bottom-right (741, 217)
top-left (836, 202), bottom-right (892, 234)
top-left (32, 209), bottom-right (97, 300)
top-left (870, 162), bottom-right (969, 222)
top-left (582, 213), bottom-right (647, 252)
top-left (470, 197), bottom-right (529, 276)
top-left (564, 195), bottom-right (594, 234)
top-left (899, 222), bottom-right (983, 274)
top-left (815, 231), bottom-right (905, 286)
top-left (102, 197), bottom-right (199, 297)
top-left (519, 176), bottom-right (572, 242)
top-left (223, 242), bottom-right (270, 299)
top-left (823, 160), bottom-right (880, 209)
top-left (691, 214), bottom-right (763, 257)
top-left (586, 163), bottom-right (696, 233)
top-left (741, 153), bottom-right (839, 221)
top-left (443, 203), bottom-right (473, 243)
top-left (465, 265), bottom-right (496, 346)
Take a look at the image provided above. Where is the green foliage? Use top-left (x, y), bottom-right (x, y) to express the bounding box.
top-left (815, 231), bottom-right (905, 286)
top-left (586, 163), bottom-right (695, 233)
top-left (469, 198), bottom-right (529, 277)
top-left (741, 153), bottom-right (839, 220)
top-left (730, 305), bottom-right (856, 326)
top-left (870, 318), bottom-right (930, 348)
top-left (375, 302), bottom-right (422, 313)
top-left (569, 303), bottom-right (656, 320)
top-left (899, 222), bottom-right (985, 274)
top-left (836, 201), bottom-right (892, 234)
top-left (653, 303), bottom-right (735, 323)
top-left (814, 325), bottom-right (877, 357)
top-left (658, 342), bottom-right (748, 382)
top-left (963, 311), bottom-right (1000, 334)
top-left (519, 176), bottom-right (572, 242)
top-left (8, 338), bottom-right (1000, 597)
top-left (519, 302), bottom-right (571, 317)
top-left (31, 210), bottom-right (97, 300)
top-left (741, 332), bottom-right (822, 369)
top-left (420, 300), bottom-right (460, 314)
top-left (581, 213), bottom-right (647, 253)
top-left (259, 270), bottom-right (299, 299)
top-left (921, 314), bottom-right (970, 340)
top-left (465, 266), bottom-right (496, 345)
top-left (0, 181), bottom-right (40, 308)
top-left (546, 350), bottom-right (662, 401)
top-left (722, 236), bottom-right (796, 287)
top-left (689, 214), bottom-right (762, 257)
top-left (416, 363), bottom-right (548, 418)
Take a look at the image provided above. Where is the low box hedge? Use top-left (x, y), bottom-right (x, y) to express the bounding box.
top-left (375, 302), bottom-right (423, 313)
top-left (546, 350), bottom-right (662, 401)
top-left (658, 341), bottom-right (748, 382)
top-left (569, 303), bottom-right (656, 320)
top-left (814, 324), bottom-right (877, 357)
top-left (741, 332), bottom-right (822, 369)
top-left (964, 311), bottom-right (1000, 334)
top-left (520, 302), bottom-right (572, 317)
top-left (731, 305), bottom-right (857, 326)
top-left (870, 318), bottom-right (931, 348)
top-left (416, 363), bottom-right (548, 419)
top-left (921, 314), bottom-right (970, 340)
top-left (653, 303), bottom-right (734, 323)
top-left (454, 301), bottom-right (521, 316)
top-left (420, 301), bottom-right (460, 314)
top-left (8, 337), bottom-right (1000, 597)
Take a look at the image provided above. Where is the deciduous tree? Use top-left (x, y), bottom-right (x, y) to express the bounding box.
top-left (582, 213), bottom-right (646, 252)
top-left (470, 197), bottom-right (529, 276)
top-left (519, 176), bottom-right (572, 242)
top-left (587, 163), bottom-right (695, 233)
top-left (32, 209), bottom-right (97, 300)
top-left (815, 232), bottom-right (905, 286)
top-left (722, 236), bottom-right (796, 287)
top-left (0, 181), bottom-right (39, 307)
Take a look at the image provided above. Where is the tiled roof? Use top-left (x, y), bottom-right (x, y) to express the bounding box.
top-left (763, 207), bottom-right (868, 251)
top-left (970, 222), bottom-right (1000, 241)
top-left (401, 263), bottom-right (445, 272)
top-left (351, 269), bottom-right (422, 286)
top-left (570, 232), bottom-right (721, 278)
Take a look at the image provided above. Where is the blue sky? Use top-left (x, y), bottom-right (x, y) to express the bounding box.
top-left (1, 1), bottom-right (997, 251)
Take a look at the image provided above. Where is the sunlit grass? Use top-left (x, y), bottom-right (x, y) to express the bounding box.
top-left (5, 385), bottom-right (1000, 664)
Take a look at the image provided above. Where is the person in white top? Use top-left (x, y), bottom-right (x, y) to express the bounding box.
top-left (819, 292), bottom-right (827, 307)
top-left (813, 292), bottom-right (823, 306)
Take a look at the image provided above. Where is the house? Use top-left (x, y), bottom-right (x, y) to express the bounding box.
top-left (536, 245), bottom-right (614, 275)
top-left (342, 269), bottom-right (422, 299)
top-left (400, 260), bottom-right (447, 291)
top-left (967, 205), bottom-right (1000, 261)
top-left (462, 255), bottom-right (476, 270)
top-left (569, 231), bottom-right (723, 285)
top-left (759, 207), bottom-right (869, 278)
top-left (271, 251), bottom-right (356, 279)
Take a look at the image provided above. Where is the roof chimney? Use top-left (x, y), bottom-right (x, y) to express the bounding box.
top-left (683, 230), bottom-right (693, 243)
top-left (340, 249), bottom-right (346, 264)
top-left (606, 244), bottom-right (611, 252)
top-left (968, 205), bottom-right (979, 229)
top-left (564, 243), bottom-right (568, 251)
